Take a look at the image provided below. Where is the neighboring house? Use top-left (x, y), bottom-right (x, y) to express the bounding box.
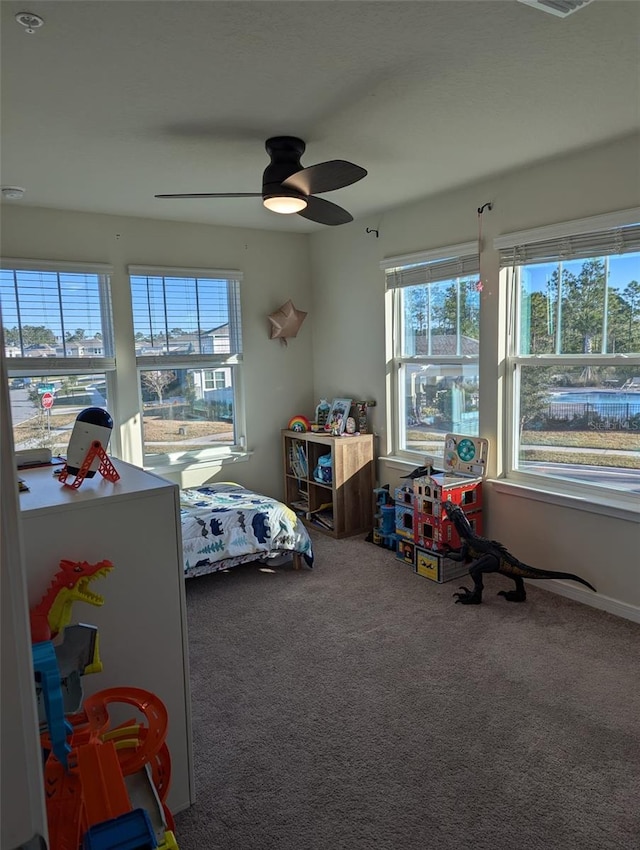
top-left (413, 334), bottom-right (480, 357)
top-left (23, 343), bottom-right (57, 357)
top-left (56, 338), bottom-right (105, 357)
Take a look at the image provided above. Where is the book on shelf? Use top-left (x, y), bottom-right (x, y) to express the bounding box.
top-left (307, 501), bottom-right (333, 515)
top-left (290, 499), bottom-right (309, 513)
top-left (309, 512), bottom-right (334, 530)
top-left (288, 441), bottom-right (308, 479)
top-left (306, 503), bottom-right (334, 529)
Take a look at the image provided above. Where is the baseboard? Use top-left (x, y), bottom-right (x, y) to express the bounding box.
top-left (527, 579), bottom-right (640, 623)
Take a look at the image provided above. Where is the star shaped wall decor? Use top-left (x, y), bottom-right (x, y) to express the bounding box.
top-left (267, 300), bottom-right (308, 346)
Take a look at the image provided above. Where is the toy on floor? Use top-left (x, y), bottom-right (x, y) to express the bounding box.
top-left (441, 500), bottom-right (597, 605)
top-left (30, 558), bottom-right (179, 850)
top-left (30, 559), bottom-right (114, 768)
top-left (366, 485), bottom-right (397, 550)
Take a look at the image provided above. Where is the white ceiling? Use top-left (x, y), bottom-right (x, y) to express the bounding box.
top-left (1, 0), bottom-right (638, 233)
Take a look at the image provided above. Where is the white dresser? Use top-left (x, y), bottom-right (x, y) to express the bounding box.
top-left (19, 458), bottom-right (194, 814)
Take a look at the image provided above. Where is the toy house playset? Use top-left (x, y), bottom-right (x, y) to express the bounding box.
top-left (372, 434), bottom-right (489, 584)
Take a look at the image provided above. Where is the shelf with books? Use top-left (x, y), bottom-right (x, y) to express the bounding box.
top-left (282, 430), bottom-right (375, 539)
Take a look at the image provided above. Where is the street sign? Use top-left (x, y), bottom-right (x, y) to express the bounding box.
top-left (37, 383), bottom-right (55, 394)
top-left (41, 391), bottom-right (54, 410)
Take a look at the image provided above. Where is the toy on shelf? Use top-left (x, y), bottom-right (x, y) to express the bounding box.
top-left (287, 414), bottom-right (311, 433)
top-left (353, 400), bottom-right (376, 434)
top-left (59, 407), bottom-right (120, 489)
top-left (314, 399), bottom-right (331, 429)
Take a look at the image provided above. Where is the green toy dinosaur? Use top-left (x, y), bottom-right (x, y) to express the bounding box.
top-left (441, 500), bottom-right (596, 605)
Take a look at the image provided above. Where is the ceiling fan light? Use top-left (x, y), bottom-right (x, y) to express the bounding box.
top-left (263, 195), bottom-right (307, 214)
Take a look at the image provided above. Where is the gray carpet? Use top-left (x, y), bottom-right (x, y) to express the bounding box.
top-left (176, 530), bottom-right (640, 850)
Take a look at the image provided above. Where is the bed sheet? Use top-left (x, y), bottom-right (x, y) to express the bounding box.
top-left (180, 483), bottom-right (314, 577)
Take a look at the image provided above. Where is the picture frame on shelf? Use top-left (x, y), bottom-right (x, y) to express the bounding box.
top-left (325, 398), bottom-right (352, 435)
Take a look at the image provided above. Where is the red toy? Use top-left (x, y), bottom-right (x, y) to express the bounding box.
top-left (58, 440), bottom-right (120, 490)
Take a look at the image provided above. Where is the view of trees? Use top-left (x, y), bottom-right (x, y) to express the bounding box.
top-left (524, 260), bottom-right (640, 355)
top-left (3, 325), bottom-right (56, 347)
top-left (141, 370), bottom-right (176, 404)
top-left (403, 278), bottom-right (480, 345)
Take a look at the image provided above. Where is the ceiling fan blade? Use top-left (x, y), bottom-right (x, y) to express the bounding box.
top-left (297, 196), bottom-right (353, 226)
top-left (282, 160), bottom-right (367, 196)
top-left (155, 193), bottom-right (262, 199)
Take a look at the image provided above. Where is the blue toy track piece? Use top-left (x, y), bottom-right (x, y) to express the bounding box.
top-left (82, 808), bottom-right (158, 850)
top-left (32, 640), bottom-right (72, 769)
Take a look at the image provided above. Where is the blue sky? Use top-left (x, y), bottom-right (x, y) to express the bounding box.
top-left (523, 253), bottom-right (640, 296)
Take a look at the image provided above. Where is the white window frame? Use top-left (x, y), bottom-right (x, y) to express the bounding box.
top-left (129, 264), bottom-right (246, 469)
top-left (382, 241), bottom-right (480, 464)
top-left (1, 258), bottom-right (117, 448)
top-left (495, 208), bottom-right (640, 512)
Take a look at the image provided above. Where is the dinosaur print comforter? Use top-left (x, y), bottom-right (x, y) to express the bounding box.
top-left (180, 483), bottom-right (314, 578)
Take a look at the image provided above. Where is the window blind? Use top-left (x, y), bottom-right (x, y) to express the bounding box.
top-left (382, 241), bottom-right (479, 289)
top-left (0, 260), bottom-right (114, 360)
top-left (495, 214), bottom-right (640, 268)
top-left (128, 266), bottom-right (243, 356)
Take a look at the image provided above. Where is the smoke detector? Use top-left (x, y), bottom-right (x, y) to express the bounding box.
top-left (2, 187), bottom-right (26, 200)
top-left (15, 12), bottom-right (44, 33)
top-left (517, 0), bottom-right (595, 17)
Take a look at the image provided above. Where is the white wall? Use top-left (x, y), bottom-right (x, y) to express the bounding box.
top-left (2, 136), bottom-right (638, 619)
top-left (1, 207), bottom-right (314, 498)
top-left (308, 132), bottom-right (640, 619)
top-left (1, 323), bottom-right (48, 850)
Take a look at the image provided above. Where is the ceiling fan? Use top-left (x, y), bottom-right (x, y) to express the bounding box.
top-left (155, 136), bottom-right (367, 226)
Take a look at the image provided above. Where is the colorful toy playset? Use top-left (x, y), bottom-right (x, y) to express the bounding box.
top-left (30, 558), bottom-right (179, 850)
top-left (370, 434), bottom-right (489, 584)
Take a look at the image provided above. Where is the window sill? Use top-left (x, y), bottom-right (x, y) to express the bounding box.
top-left (380, 456), bottom-right (640, 523)
top-left (489, 478), bottom-right (640, 523)
top-left (381, 455), bottom-right (442, 474)
top-left (144, 449), bottom-right (252, 476)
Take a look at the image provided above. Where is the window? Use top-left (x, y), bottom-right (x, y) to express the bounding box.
top-left (129, 265), bottom-right (244, 464)
top-left (204, 369), bottom-right (227, 390)
top-left (383, 242), bottom-right (481, 463)
top-left (1, 260), bottom-right (114, 458)
top-left (496, 209), bottom-right (640, 501)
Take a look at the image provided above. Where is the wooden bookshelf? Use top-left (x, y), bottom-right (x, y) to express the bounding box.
top-left (282, 430), bottom-right (375, 538)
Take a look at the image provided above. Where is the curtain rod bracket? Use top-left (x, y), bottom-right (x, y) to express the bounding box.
top-left (366, 228), bottom-right (379, 238)
top-left (477, 202), bottom-right (493, 215)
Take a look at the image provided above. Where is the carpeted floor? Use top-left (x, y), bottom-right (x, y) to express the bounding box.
top-left (175, 530), bottom-right (640, 850)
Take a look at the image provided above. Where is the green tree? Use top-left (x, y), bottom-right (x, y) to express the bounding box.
top-left (522, 289), bottom-right (554, 354)
top-left (13, 325), bottom-right (56, 346)
top-left (431, 278), bottom-right (480, 340)
top-left (519, 366), bottom-right (552, 435)
top-left (620, 280), bottom-right (640, 350)
top-left (65, 328), bottom-right (86, 342)
top-left (558, 260), bottom-right (606, 354)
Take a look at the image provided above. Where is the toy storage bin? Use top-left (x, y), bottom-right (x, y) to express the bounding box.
top-left (396, 539), bottom-right (415, 566)
top-left (414, 548), bottom-right (469, 583)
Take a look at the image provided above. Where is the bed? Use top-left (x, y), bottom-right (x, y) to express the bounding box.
top-left (179, 482), bottom-right (314, 579)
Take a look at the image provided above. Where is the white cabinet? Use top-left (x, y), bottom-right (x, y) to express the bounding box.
top-left (19, 459), bottom-right (194, 815)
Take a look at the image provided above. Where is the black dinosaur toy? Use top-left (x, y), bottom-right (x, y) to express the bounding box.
top-left (441, 500), bottom-right (597, 605)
